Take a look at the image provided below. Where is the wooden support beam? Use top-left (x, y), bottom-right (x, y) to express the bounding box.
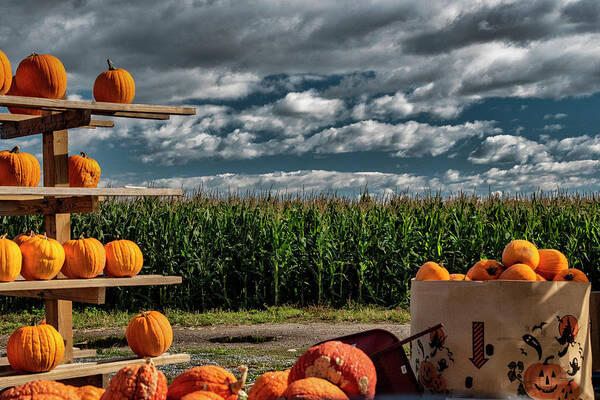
top-left (0, 110), bottom-right (91, 139)
top-left (0, 196), bottom-right (99, 216)
top-left (0, 287), bottom-right (106, 304)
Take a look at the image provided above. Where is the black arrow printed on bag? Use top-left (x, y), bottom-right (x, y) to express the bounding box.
top-left (469, 321), bottom-right (489, 368)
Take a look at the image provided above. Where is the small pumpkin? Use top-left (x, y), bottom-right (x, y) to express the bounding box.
top-left (553, 269), bottom-right (589, 282)
top-left (7, 321), bottom-right (65, 372)
top-left (69, 152), bottom-right (101, 188)
top-left (62, 234), bottom-right (106, 278)
top-left (418, 361), bottom-right (437, 388)
top-left (101, 359), bottom-right (167, 400)
top-left (523, 356), bottom-right (566, 399)
top-left (466, 260), bottom-right (504, 281)
top-left (104, 238), bottom-right (144, 277)
top-left (0, 145), bottom-right (41, 186)
top-left (282, 378), bottom-right (349, 400)
top-left (502, 240), bottom-right (539, 269)
top-left (557, 380), bottom-right (580, 400)
top-left (415, 261), bottom-right (450, 281)
top-left (288, 340), bottom-right (377, 400)
top-left (0, 380), bottom-right (78, 400)
top-left (537, 249), bottom-right (568, 280)
top-left (430, 375), bottom-right (447, 394)
top-left (126, 310), bottom-right (173, 357)
top-left (19, 232), bottom-right (65, 280)
top-left (74, 385), bottom-right (106, 400)
top-left (498, 263), bottom-right (536, 281)
top-left (181, 393), bottom-right (225, 400)
top-left (15, 52), bottom-right (67, 99)
top-left (448, 273), bottom-right (469, 281)
top-left (0, 233), bottom-right (21, 282)
top-left (93, 59), bottom-right (135, 104)
top-left (0, 49), bottom-right (12, 95)
top-left (248, 370), bottom-right (290, 400)
top-left (167, 365), bottom-right (248, 400)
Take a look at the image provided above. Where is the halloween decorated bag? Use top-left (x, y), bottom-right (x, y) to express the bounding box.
top-left (410, 279), bottom-right (592, 399)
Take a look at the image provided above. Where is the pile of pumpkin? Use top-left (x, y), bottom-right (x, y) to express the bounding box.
top-left (0, 231), bottom-right (144, 281)
top-left (415, 239), bottom-right (589, 282)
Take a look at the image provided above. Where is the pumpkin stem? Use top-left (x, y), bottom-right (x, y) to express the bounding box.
top-left (80, 152), bottom-right (88, 158)
top-left (107, 58), bottom-right (117, 71)
top-left (10, 145), bottom-right (20, 153)
top-left (543, 355), bottom-right (555, 365)
top-left (78, 233), bottom-right (85, 240)
top-left (29, 52), bottom-right (38, 57)
top-left (0, 234), bottom-right (6, 240)
top-left (230, 365), bottom-right (248, 393)
top-left (27, 230), bottom-right (36, 237)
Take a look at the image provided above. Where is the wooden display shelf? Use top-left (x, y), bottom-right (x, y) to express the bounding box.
top-left (0, 187), bottom-right (182, 198)
top-left (0, 348), bottom-right (97, 368)
top-left (0, 353), bottom-right (191, 389)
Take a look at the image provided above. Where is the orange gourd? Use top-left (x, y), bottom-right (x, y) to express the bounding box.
top-left (104, 238), bottom-right (144, 277)
top-left (448, 273), bottom-right (469, 281)
top-left (61, 234), bottom-right (106, 278)
top-left (282, 378), bottom-right (349, 400)
top-left (126, 310), bottom-right (173, 357)
top-left (0, 49), bottom-right (11, 95)
top-left (15, 52), bottom-right (67, 99)
top-left (553, 268), bottom-right (589, 282)
top-left (537, 249), bottom-right (568, 280)
top-left (74, 385), bottom-right (105, 400)
top-left (6, 322), bottom-right (65, 372)
top-left (181, 393), bottom-right (225, 400)
top-left (0, 380), bottom-right (78, 400)
top-left (502, 240), bottom-right (539, 269)
top-left (102, 359), bottom-right (167, 400)
top-left (0, 233), bottom-right (21, 282)
top-left (0, 145), bottom-right (41, 186)
top-left (5, 75), bottom-right (42, 115)
top-left (69, 152), bottom-right (101, 187)
top-left (415, 262), bottom-right (450, 281)
top-left (93, 59), bottom-right (135, 104)
top-left (248, 370), bottom-right (290, 400)
top-left (167, 365), bottom-right (248, 400)
top-left (498, 263), bottom-right (537, 281)
top-left (19, 233), bottom-right (65, 280)
top-left (466, 260), bottom-right (504, 281)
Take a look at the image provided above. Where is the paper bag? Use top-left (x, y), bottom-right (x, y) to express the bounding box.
top-left (410, 280), bottom-right (592, 399)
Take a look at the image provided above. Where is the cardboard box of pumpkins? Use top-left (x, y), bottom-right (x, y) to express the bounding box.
top-left (410, 239), bottom-right (592, 399)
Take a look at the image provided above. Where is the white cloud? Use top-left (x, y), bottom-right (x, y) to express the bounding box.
top-left (469, 135), bottom-right (552, 164)
top-left (543, 124), bottom-right (564, 131)
top-left (273, 90), bottom-right (344, 118)
top-left (544, 113), bottom-right (568, 119)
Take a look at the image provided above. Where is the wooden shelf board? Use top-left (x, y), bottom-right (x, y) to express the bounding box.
top-left (0, 348), bottom-right (96, 368)
top-left (0, 353), bottom-right (190, 388)
top-left (0, 187), bottom-right (182, 197)
top-left (0, 275), bottom-right (182, 291)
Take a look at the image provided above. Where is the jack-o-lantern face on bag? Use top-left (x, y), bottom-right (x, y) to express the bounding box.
top-left (418, 361), bottom-right (436, 387)
top-left (557, 380), bottom-right (580, 400)
top-left (431, 374), bottom-right (447, 394)
top-left (523, 358), bottom-right (567, 399)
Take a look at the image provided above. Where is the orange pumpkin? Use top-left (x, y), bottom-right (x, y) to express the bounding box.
top-left (0, 380), bottom-right (78, 400)
top-left (104, 239), bottom-right (144, 277)
top-left (523, 357), bottom-right (566, 399)
top-left (537, 249), bottom-right (568, 280)
top-left (0, 234), bottom-right (21, 282)
top-left (126, 310), bottom-right (173, 357)
top-left (248, 370), bottom-right (290, 400)
top-left (0, 145), bottom-right (41, 186)
top-left (69, 152), bottom-right (101, 188)
top-left (74, 385), bottom-right (105, 400)
top-left (7, 322), bottom-right (65, 373)
top-left (553, 268), bottom-right (589, 282)
top-left (502, 240), bottom-right (539, 269)
top-left (93, 59), bottom-right (135, 104)
top-left (418, 361), bottom-right (437, 388)
top-left (466, 260), bottom-right (504, 281)
top-left (0, 49), bottom-right (12, 95)
top-left (13, 230), bottom-right (43, 246)
top-left (61, 234), bottom-right (105, 278)
top-left (6, 75), bottom-right (42, 115)
top-left (498, 263), bottom-right (536, 281)
top-left (448, 273), bottom-right (470, 281)
top-left (415, 262), bottom-right (450, 281)
top-left (430, 374), bottom-right (447, 394)
top-left (181, 393), bottom-right (225, 400)
top-left (536, 273), bottom-right (547, 281)
top-left (15, 52), bottom-right (67, 99)
top-left (288, 340), bottom-right (377, 400)
top-left (102, 359), bottom-right (167, 400)
top-left (557, 380), bottom-right (580, 400)
top-left (19, 233), bottom-right (65, 280)
top-left (282, 378), bottom-right (349, 400)
top-left (167, 365), bottom-right (248, 400)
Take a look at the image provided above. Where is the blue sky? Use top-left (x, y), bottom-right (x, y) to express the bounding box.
top-left (2, 0), bottom-right (600, 196)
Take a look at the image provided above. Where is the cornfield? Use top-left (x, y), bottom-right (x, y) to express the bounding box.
top-left (0, 191), bottom-right (599, 312)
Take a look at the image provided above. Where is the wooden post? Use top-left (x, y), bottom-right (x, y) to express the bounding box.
top-left (42, 125), bottom-right (73, 363)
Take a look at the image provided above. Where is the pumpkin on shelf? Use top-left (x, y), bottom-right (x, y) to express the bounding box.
top-left (167, 365), bottom-right (248, 400)
top-left (62, 234), bottom-right (106, 278)
top-left (0, 145), bottom-right (41, 186)
top-left (6, 321), bottom-right (65, 373)
top-left (13, 229), bottom-right (43, 246)
top-left (0, 233), bottom-right (21, 282)
top-left (93, 58), bottom-right (135, 104)
top-left (502, 239), bottom-right (540, 270)
top-left (466, 259), bottom-right (504, 281)
top-left (248, 370), bottom-right (290, 400)
top-left (0, 49), bottom-right (11, 95)
top-left (102, 359), bottom-right (167, 400)
top-left (537, 249), bottom-right (569, 280)
top-left (19, 232), bottom-right (65, 280)
top-left (415, 261), bottom-right (449, 281)
top-left (6, 75), bottom-right (42, 115)
top-left (553, 268), bottom-right (589, 282)
top-left (15, 52), bottom-right (67, 99)
top-left (69, 152), bottom-right (101, 188)
top-left (104, 238), bottom-right (144, 278)
top-left (0, 380), bottom-right (78, 400)
top-left (498, 263), bottom-right (537, 281)
top-left (282, 378), bottom-right (349, 400)
top-left (126, 310), bottom-right (173, 357)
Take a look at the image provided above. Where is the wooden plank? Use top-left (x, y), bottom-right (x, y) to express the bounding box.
top-left (0, 114), bottom-right (37, 122)
top-left (0, 353), bottom-right (190, 388)
top-left (0, 196), bottom-right (99, 216)
top-left (0, 110), bottom-right (91, 139)
top-left (0, 287), bottom-right (106, 304)
top-left (0, 95), bottom-right (196, 116)
top-left (77, 120), bottom-right (115, 129)
top-left (96, 111), bottom-right (170, 120)
top-left (0, 275), bottom-right (182, 291)
top-left (0, 349), bottom-right (97, 368)
top-left (0, 187), bottom-right (182, 197)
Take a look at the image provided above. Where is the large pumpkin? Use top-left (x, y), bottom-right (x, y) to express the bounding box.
top-left (282, 378), bottom-right (349, 400)
top-left (415, 261), bottom-right (449, 281)
top-left (248, 370), bottom-right (290, 400)
top-left (7, 322), bottom-right (65, 373)
top-left (0, 380), bottom-right (78, 400)
top-left (101, 359), bottom-right (167, 400)
top-left (93, 59), bottom-right (135, 104)
top-left (69, 152), bottom-right (101, 188)
top-left (523, 357), bottom-right (566, 399)
top-left (104, 239), bottom-right (144, 277)
top-left (6, 75), bottom-right (42, 115)
top-left (19, 233), bottom-right (65, 280)
top-left (537, 249), bottom-right (568, 280)
top-left (0, 145), bottom-right (41, 186)
top-left (126, 310), bottom-right (173, 357)
top-left (288, 340), bottom-right (377, 400)
top-left (466, 259), bottom-right (504, 281)
top-left (502, 240), bottom-right (540, 269)
top-left (74, 385), bottom-right (106, 400)
top-left (15, 52), bottom-right (67, 99)
top-left (0, 233), bottom-right (21, 282)
top-left (167, 365), bottom-right (248, 400)
top-left (62, 234), bottom-right (106, 278)
top-left (498, 263), bottom-right (536, 281)
top-left (0, 49), bottom-right (11, 95)
top-left (553, 268), bottom-right (589, 282)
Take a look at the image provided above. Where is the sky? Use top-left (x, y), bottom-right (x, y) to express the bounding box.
top-left (1, 0), bottom-right (600, 197)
